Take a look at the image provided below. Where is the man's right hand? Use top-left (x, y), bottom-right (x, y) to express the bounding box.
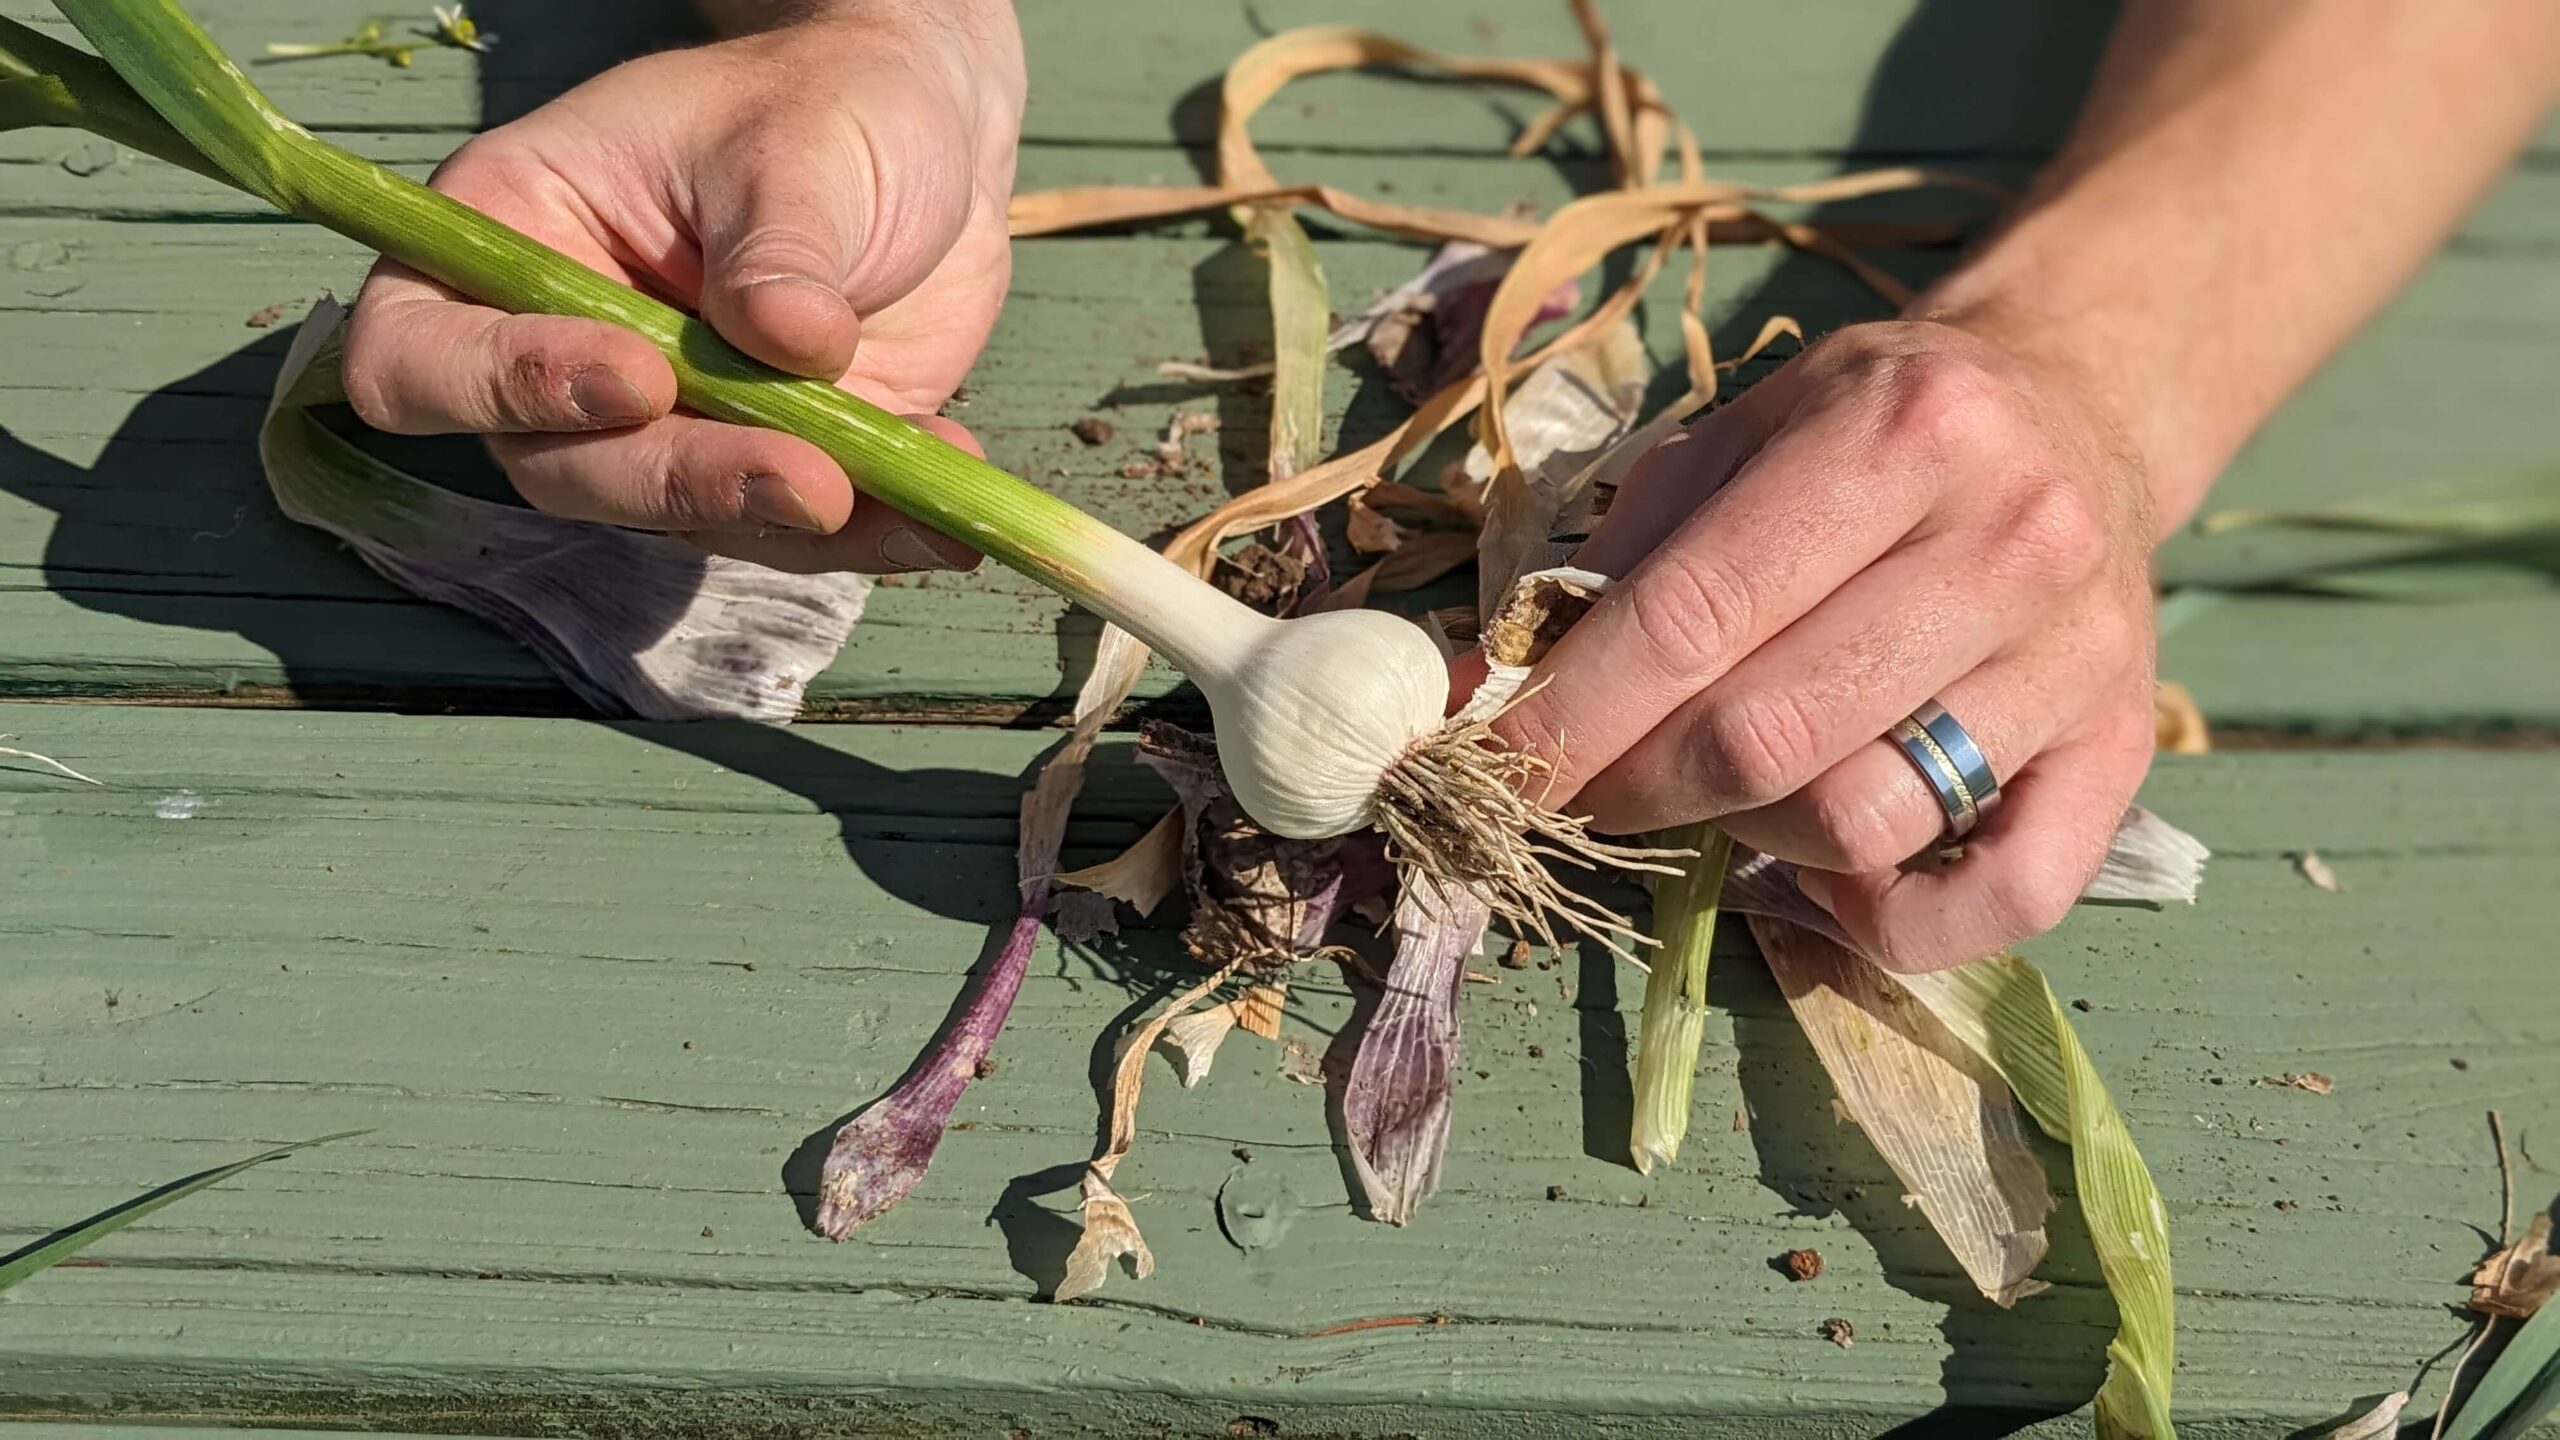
top-left (343, 0), bottom-right (1024, 575)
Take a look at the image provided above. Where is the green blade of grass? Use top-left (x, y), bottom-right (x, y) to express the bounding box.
top-left (2196, 468), bottom-right (2560, 540)
top-left (0, 1130), bottom-right (368, 1293)
top-left (2447, 1289), bottom-right (2560, 1440)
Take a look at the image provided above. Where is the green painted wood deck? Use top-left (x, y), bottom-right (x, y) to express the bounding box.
top-left (3, 0), bottom-right (2557, 731)
top-left (3, 2), bottom-right (2556, 1437)
top-left (5, 707), bottom-right (2556, 1436)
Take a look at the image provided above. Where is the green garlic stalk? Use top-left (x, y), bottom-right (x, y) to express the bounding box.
top-left (1630, 822), bottom-right (1733, 1173)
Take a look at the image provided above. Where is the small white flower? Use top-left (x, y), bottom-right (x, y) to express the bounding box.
top-left (430, 5), bottom-right (496, 54)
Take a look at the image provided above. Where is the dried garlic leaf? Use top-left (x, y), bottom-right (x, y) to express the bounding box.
top-left (2155, 681), bottom-right (2212, 755)
top-left (2300, 1391), bottom-right (2408, 1440)
top-left (2085, 806), bottom-right (2212, 906)
top-left (1232, 981), bottom-right (1291, 1042)
top-left (2472, 1211), bottom-right (2560, 1320)
top-left (2260, 1071), bottom-right (2337, 1096)
top-left (1241, 203), bottom-right (1328, 485)
top-left (1472, 315), bottom-right (1648, 614)
top-left (1331, 531), bottom-right (1480, 609)
top-left (1055, 1167), bottom-right (1154, 1302)
top-left (1055, 807), bottom-right (1186, 919)
top-left (1159, 1006), bottom-right (1240, 1088)
top-left (1140, 724), bottom-right (1364, 968)
top-left (1753, 916), bottom-right (2054, 1307)
top-left (1343, 877), bottom-right (1489, 1226)
top-left (1058, 961), bottom-right (1244, 1299)
top-left (0, 745), bottom-right (102, 787)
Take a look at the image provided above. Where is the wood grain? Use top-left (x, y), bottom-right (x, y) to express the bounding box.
top-left (5, 704), bottom-right (2555, 1434)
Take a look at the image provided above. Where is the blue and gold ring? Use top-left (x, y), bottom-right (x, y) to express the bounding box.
top-left (1888, 699), bottom-right (2000, 842)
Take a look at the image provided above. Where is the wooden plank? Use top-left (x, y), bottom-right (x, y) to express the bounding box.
top-left (3, 704), bottom-right (2555, 1434)
top-left (5, 0), bottom-right (2557, 732)
top-left (8, 0), bottom-right (2554, 160)
top-left (3, 201), bottom-right (2557, 727)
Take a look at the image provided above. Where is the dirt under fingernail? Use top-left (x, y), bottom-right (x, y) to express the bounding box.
top-left (741, 473), bottom-right (825, 533)
top-left (570, 367), bottom-right (654, 424)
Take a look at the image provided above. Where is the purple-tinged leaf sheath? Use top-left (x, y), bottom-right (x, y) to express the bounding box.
top-left (1343, 875), bottom-right (1490, 1225)
top-left (814, 882), bottom-right (1044, 1239)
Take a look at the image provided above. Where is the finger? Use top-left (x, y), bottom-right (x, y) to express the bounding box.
top-left (676, 414), bottom-right (986, 574)
top-left (1573, 529), bottom-right (2048, 832)
top-left (693, 146), bottom-right (872, 379)
top-left (1493, 375), bottom-right (1944, 803)
top-left (487, 411), bottom-right (858, 536)
top-left (1797, 697), bottom-right (2155, 973)
top-left (1570, 373), bottom-right (1798, 578)
top-left (1716, 608), bottom-right (2140, 870)
top-left (344, 261), bottom-right (677, 436)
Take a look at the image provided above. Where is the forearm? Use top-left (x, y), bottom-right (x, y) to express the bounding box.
top-left (1920, 1), bottom-right (2560, 532)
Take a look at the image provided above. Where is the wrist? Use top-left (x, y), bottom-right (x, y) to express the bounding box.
top-left (1912, 208), bottom-right (2249, 538)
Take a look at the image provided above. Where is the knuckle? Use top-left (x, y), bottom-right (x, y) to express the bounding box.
top-left (1985, 864), bottom-right (2080, 948)
top-left (650, 462), bottom-right (724, 533)
top-left (1805, 782), bottom-right (1915, 874)
top-left (1873, 349), bottom-right (2007, 458)
top-left (431, 136), bottom-right (548, 206)
top-left (1495, 705), bottom-right (1576, 792)
top-left (1625, 547), bottom-right (1755, 677)
top-left (339, 346), bottom-right (405, 434)
top-left (486, 333), bottom-right (587, 432)
top-left (1989, 474), bottom-right (2108, 589)
top-left (1695, 688), bottom-right (1824, 810)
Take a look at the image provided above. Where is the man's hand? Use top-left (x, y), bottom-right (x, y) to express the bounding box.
top-left (1495, 323), bottom-right (2158, 973)
top-left (343, 0), bottom-right (1024, 574)
top-left (1495, 0), bottom-right (2558, 974)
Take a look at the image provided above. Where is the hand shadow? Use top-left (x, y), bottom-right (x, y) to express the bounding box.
top-left (1720, 946), bottom-right (2116, 1437)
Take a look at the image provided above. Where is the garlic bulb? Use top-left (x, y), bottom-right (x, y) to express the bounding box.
top-left (1183, 608), bottom-right (1450, 840)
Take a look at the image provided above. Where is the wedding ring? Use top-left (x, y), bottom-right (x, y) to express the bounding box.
top-left (1889, 698), bottom-right (2000, 844)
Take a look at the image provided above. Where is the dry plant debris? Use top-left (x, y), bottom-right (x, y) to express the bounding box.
top-left (2294, 851), bottom-right (2345, 892)
top-left (1820, 1317), bottom-right (1858, 1349)
top-left (790, 15), bottom-right (2181, 1427)
top-left (2155, 680), bottom-right (2212, 754)
top-left (2471, 1210), bottom-right (2559, 1320)
top-left (1783, 1248), bottom-right (1825, 1282)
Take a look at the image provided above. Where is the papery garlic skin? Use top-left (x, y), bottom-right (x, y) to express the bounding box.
top-left (1188, 609), bottom-right (1450, 841)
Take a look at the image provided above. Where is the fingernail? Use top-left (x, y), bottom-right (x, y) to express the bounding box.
top-left (571, 367), bottom-right (654, 424)
top-left (878, 525), bottom-right (975, 572)
top-left (741, 473), bottom-right (826, 533)
top-left (1796, 869), bottom-right (1838, 913)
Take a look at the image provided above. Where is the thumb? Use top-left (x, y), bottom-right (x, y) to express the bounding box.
top-left (695, 162), bottom-right (868, 381)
